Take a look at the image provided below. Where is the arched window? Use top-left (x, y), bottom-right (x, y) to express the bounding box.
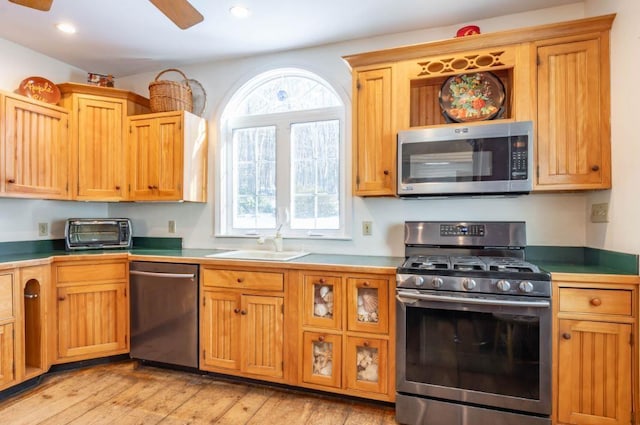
top-left (219, 68), bottom-right (347, 238)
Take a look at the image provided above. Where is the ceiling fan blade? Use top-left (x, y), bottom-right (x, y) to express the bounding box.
top-left (8, 0), bottom-right (53, 11)
top-left (149, 0), bottom-right (204, 30)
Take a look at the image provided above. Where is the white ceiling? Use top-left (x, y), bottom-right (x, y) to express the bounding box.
top-left (0, 0), bottom-right (580, 77)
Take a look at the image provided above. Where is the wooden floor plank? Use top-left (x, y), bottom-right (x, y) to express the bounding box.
top-left (0, 361), bottom-right (397, 425)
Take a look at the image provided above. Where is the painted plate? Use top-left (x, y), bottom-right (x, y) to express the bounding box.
top-left (182, 78), bottom-right (206, 117)
top-left (17, 76), bottom-right (61, 104)
top-left (439, 72), bottom-right (505, 122)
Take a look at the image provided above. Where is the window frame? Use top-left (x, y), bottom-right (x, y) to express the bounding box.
top-left (216, 69), bottom-right (351, 240)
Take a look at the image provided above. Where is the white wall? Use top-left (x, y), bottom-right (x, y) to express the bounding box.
top-left (111, 4), bottom-right (594, 256)
top-left (582, 0), bottom-right (640, 256)
top-left (0, 38), bottom-right (107, 242)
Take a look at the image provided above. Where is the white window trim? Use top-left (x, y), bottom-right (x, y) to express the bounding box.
top-left (216, 72), bottom-right (352, 240)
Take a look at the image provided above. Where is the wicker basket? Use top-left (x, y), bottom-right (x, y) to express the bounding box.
top-left (148, 68), bottom-right (193, 113)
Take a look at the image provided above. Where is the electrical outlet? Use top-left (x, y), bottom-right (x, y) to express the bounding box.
top-left (168, 220), bottom-right (176, 234)
top-left (590, 203), bottom-right (609, 223)
top-left (362, 221), bottom-right (372, 236)
top-left (38, 222), bottom-right (48, 237)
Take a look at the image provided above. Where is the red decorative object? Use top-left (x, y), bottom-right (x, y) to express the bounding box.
top-left (456, 25), bottom-right (481, 37)
top-left (16, 76), bottom-right (61, 104)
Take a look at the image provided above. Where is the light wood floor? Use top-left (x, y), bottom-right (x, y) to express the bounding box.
top-left (0, 361), bottom-right (397, 424)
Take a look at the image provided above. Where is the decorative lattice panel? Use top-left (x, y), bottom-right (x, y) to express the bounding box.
top-left (416, 50), bottom-right (510, 77)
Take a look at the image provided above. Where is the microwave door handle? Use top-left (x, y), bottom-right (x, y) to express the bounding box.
top-left (396, 290), bottom-right (550, 308)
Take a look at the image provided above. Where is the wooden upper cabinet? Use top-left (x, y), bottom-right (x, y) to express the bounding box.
top-left (57, 83), bottom-right (150, 201)
top-left (75, 96), bottom-right (126, 200)
top-left (127, 110), bottom-right (207, 202)
top-left (1, 93), bottom-right (69, 199)
top-left (352, 66), bottom-right (395, 197)
top-left (535, 35), bottom-right (611, 190)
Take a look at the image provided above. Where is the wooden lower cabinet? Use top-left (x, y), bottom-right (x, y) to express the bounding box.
top-left (553, 275), bottom-right (637, 425)
top-left (297, 269), bottom-right (395, 402)
top-left (200, 267), bottom-right (286, 381)
top-left (0, 323), bottom-right (14, 389)
top-left (53, 259), bottom-right (129, 363)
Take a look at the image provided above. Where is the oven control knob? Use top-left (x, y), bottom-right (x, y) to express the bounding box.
top-left (462, 278), bottom-right (476, 290)
top-left (496, 280), bottom-right (511, 292)
top-left (519, 281), bottom-right (534, 293)
top-left (412, 276), bottom-right (425, 287)
top-left (431, 277), bottom-right (444, 288)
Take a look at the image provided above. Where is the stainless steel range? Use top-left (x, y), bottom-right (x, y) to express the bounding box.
top-left (396, 221), bottom-right (552, 425)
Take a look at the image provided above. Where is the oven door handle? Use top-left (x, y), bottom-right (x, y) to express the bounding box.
top-left (396, 290), bottom-right (550, 308)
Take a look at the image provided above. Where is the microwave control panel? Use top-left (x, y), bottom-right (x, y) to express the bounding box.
top-left (510, 137), bottom-right (528, 180)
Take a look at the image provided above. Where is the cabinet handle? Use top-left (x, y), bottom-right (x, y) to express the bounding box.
top-left (233, 308), bottom-right (240, 314)
top-left (591, 165), bottom-right (600, 171)
top-left (7, 179), bottom-right (15, 184)
top-left (318, 278), bottom-right (326, 284)
top-left (58, 296), bottom-right (66, 301)
top-left (362, 281), bottom-right (370, 287)
top-left (383, 170), bottom-right (390, 176)
top-left (236, 277), bottom-right (244, 283)
top-left (24, 293), bottom-right (38, 299)
top-left (240, 310), bottom-right (247, 315)
top-left (590, 298), bottom-right (602, 307)
top-left (562, 333), bottom-right (572, 340)
top-left (148, 185), bottom-right (154, 190)
top-left (363, 341), bottom-right (370, 347)
top-left (115, 185), bottom-right (121, 190)
top-left (318, 336), bottom-right (325, 342)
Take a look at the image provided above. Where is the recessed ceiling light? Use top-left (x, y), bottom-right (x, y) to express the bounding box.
top-left (229, 5), bottom-right (250, 18)
top-left (56, 22), bottom-right (77, 34)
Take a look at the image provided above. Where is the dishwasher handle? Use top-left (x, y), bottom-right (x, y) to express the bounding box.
top-left (130, 270), bottom-right (196, 279)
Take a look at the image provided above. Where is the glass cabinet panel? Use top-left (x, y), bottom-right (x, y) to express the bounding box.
top-left (303, 274), bottom-right (341, 329)
top-left (347, 278), bottom-right (388, 333)
top-left (302, 332), bottom-right (341, 388)
top-left (346, 336), bottom-right (387, 394)
top-left (356, 287), bottom-right (379, 324)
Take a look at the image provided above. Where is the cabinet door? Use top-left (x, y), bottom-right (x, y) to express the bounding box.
top-left (128, 114), bottom-right (183, 201)
top-left (353, 67), bottom-right (395, 196)
top-left (57, 283), bottom-right (128, 360)
top-left (302, 274), bottom-right (342, 330)
top-left (302, 331), bottom-right (342, 388)
top-left (345, 336), bottom-right (387, 395)
top-left (0, 323), bottom-right (14, 389)
top-left (0, 271), bottom-right (15, 321)
top-left (557, 319), bottom-right (631, 425)
top-left (242, 295), bottom-right (283, 378)
top-left (536, 37), bottom-right (610, 190)
top-left (346, 277), bottom-right (389, 334)
top-left (76, 96), bottom-right (126, 200)
top-left (2, 95), bottom-right (69, 199)
top-left (201, 291), bottom-right (241, 371)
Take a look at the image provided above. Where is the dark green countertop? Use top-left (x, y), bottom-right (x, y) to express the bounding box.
top-left (0, 238), bottom-right (636, 275)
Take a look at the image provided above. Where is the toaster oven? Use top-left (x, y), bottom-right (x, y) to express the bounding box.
top-left (65, 218), bottom-right (132, 250)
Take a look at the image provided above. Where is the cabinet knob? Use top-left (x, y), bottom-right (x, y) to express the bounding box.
top-left (58, 296), bottom-right (66, 301)
top-left (591, 165), bottom-right (600, 171)
top-left (590, 298), bottom-right (602, 307)
top-left (318, 278), bottom-right (326, 284)
top-left (233, 308), bottom-right (240, 314)
top-left (362, 281), bottom-right (370, 287)
top-left (7, 179), bottom-right (15, 184)
top-left (240, 310), bottom-right (247, 315)
top-left (383, 170), bottom-right (390, 176)
top-left (562, 333), bottom-right (572, 340)
top-left (115, 185), bottom-right (121, 190)
top-left (236, 277), bottom-right (244, 283)
top-left (363, 341), bottom-right (370, 347)
top-left (318, 336), bottom-right (325, 342)
top-left (148, 185), bottom-right (154, 190)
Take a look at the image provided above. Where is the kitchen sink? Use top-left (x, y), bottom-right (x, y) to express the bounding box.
top-left (205, 250), bottom-right (310, 261)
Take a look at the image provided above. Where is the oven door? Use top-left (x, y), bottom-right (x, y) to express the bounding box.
top-left (396, 289), bottom-right (551, 415)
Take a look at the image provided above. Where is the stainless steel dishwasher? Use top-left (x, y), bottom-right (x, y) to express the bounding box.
top-left (129, 261), bottom-right (199, 368)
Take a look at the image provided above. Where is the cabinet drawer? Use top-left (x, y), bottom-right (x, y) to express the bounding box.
top-left (202, 269), bottom-right (284, 291)
top-left (56, 262), bottom-right (128, 284)
top-left (0, 273), bottom-right (14, 320)
top-left (558, 288), bottom-right (632, 316)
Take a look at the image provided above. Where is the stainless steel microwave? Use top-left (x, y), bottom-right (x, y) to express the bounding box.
top-left (397, 121), bottom-right (533, 197)
top-left (65, 218), bottom-right (132, 250)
